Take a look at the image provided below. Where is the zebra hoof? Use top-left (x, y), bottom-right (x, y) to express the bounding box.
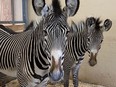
top-left (89, 59), bottom-right (97, 66)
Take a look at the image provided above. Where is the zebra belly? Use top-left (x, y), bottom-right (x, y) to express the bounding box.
top-left (0, 69), bottom-right (17, 77)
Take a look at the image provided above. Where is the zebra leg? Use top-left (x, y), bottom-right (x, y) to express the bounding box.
top-left (63, 67), bottom-right (71, 87)
top-left (17, 56), bottom-right (28, 87)
top-left (17, 75), bottom-right (28, 87)
top-left (72, 62), bottom-right (81, 87)
top-left (63, 59), bottom-right (74, 87)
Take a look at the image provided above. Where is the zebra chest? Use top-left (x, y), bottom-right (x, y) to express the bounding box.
top-left (33, 63), bottom-right (49, 76)
top-left (29, 57), bottom-right (49, 80)
top-left (29, 65), bottom-right (49, 86)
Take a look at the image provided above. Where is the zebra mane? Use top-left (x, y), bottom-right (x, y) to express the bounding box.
top-left (0, 24), bottom-right (18, 34)
top-left (52, 0), bottom-right (62, 17)
top-left (73, 21), bottom-right (86, 33)
top-left (95, 17), bottom-right (102, 31)
top-left (24, 21), bottom-right (34, 31)
top-left (28, 17), bottom-right (43, 31)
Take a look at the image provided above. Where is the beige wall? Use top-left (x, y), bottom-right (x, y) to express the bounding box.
top-left (28, 0), bottom-right (116, 87)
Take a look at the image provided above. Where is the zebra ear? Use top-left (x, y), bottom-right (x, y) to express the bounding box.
top-left (65, 0), bottom-right (80, 16)
top-left (32, 0), bottom-right (49, 16)
top-left (86, 17), bottom-right (96, 33)
top-left (101, 19), bottom-right (112, 31)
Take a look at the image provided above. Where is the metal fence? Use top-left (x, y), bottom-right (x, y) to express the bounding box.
top-left (0, 0), bottom-right (28, 26)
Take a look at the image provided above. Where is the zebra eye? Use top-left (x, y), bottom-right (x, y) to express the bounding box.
top-left (60, 53), bottom-right (64, 59)
top-left (88, 38), bottom-right (90, 42)
top-left (43, 30), bottom-right (47, 36)
top-left (66, 31), bottom-right (70, 36)
top-left (101, 40), bottom-right (103, 43)
top-left (62, 56), bottom-right (64, 60)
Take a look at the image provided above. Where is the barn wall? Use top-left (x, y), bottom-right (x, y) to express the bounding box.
top-left (28, 0), bottom-right (116, 87)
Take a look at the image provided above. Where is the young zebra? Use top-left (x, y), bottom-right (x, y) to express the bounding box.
top-left (0, 0), bottom-right (80, 86)
top-left (63, 17), bottom-right (112, 87)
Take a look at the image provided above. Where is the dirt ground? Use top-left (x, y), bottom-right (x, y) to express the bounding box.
top-left (0, 79), bottom-right (105, 87)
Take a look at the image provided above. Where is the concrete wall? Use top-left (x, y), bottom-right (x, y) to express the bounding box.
top-left (28, 0), bottom-right (116, 87)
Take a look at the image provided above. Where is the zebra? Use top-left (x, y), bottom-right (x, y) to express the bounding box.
top-left (0, 0), bottom-right (80, 86)
top-left (0, 22), bottom-right (33, 87)
top-left (63, 17), bottom-right (112, 87)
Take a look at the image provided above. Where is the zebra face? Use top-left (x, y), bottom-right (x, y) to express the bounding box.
top-left (32, 0), bottom-right (80, 83)
top-left (40, 1), bottom-right (80, 83)
top-left (87, 17), bottom-right (112, 66)
top-left (43, 21), bottom-right (69, 82)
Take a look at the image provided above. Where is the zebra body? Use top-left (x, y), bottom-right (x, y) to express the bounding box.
top-left (0, 0), bottom-right (80, 86)
top-left (0, 22), bottom-right (49, 86)
top-left (63, 17), bottom-right (112, 87)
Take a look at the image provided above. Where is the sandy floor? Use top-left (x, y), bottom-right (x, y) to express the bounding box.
top-left (0, 79), bottom-right (105, 87)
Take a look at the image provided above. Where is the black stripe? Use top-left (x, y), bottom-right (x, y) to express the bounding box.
top-left (35, 43), bottom-right (49, 70)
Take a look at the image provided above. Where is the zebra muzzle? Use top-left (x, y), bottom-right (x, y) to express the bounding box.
top-left (89, 52), bottom-right (97, 66)
top-left (49, 56), bottom-right (64, 82)
top-left (49, 69), bottom-right (63, 82)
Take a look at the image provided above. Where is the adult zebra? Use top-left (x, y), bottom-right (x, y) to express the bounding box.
top-left (63, 17), bottom-right (112, 87)
top-left (0, 0), bottom-right (80, 86)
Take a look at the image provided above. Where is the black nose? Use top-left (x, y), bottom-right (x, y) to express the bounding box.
top-left (49, 71), bottom-right (63, 81)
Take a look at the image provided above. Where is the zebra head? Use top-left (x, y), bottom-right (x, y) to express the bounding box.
top-left (86, 17), bottom-right (112, 66)
top-left (32, 0), bottom-right (80, 82)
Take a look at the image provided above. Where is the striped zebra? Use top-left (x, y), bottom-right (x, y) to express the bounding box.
top-left (63, 17), bottom-right (112, 87)
top-left (0, 0), bottom-right (80, 86)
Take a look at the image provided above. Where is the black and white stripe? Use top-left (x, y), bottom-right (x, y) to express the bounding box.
top-left (0, 19), bottom-right (50, 86)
